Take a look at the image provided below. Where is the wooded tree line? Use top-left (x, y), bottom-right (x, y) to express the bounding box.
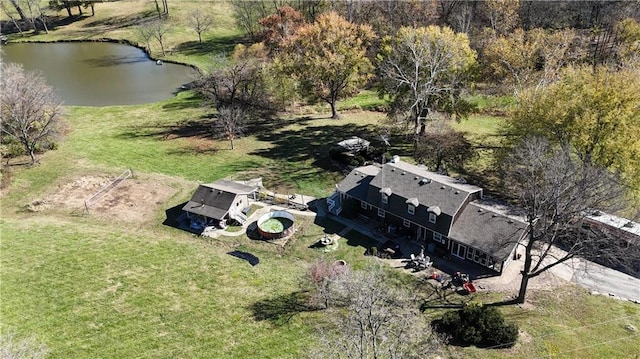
top-left (207, 1), bottom-right (640, 305)
top-left (232, 0), bottom-right (640, 39)
top-left (197, 2), bottom-right (640, 164)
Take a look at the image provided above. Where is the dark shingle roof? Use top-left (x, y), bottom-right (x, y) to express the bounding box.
top-left (449, 202), bottom-right (527, 260)
top-left (182, 180), bottom-right (257, 220)
top-left (336, 165), bottom-right (380, 201)
top-left (369, 161), bottom-right (482, 216)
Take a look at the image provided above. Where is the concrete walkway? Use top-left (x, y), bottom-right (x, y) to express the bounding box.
top-left (548, 254), bottom-right (640, 302)
top-left (326, 212), bottom-right (640, 302)
top-left (202, 196), bottom-right (640, 302)
top-left (473, 245), bottom-right (640, 303)
top-left (201, 200), bottom-right (317, 238)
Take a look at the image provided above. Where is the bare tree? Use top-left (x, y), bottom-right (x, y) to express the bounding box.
top-left (151, 20), bottom-right (170, 56)
top-left (136, 22), bottom-right (154, 53)
top-left (25, 0), bottom-right (48, 33)
top-left (378, 26), bottom-right (476, 150)
top-left (195, 44), bottom-right (271, 112)
top-left (0, 64), bottom-right (64, 165)
top-left (0, 1), bottom-right (25, 36)
top-left (503, 137), bottom-right (636, 304)
top-left (414, 119), bottom-right (475, 174)
top-left (214, 106), bottom-right (245, 150)
top-left (188, 9), bottom-right (213, 44)
top-left (230, 0), bottom-right (275, 38)
top-left (305, 259), bottom-right (349, 309)
top-left (153, 0), bottom-right (168, 18)
top-left (310, 266), bottom-right (444, 359)
top-left (7, 0), bottom-right (27, 20)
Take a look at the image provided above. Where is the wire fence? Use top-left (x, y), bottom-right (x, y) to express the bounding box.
top-left (84, 168), bottom-right (133, 212)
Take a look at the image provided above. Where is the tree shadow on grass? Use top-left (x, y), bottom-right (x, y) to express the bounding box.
top-left (419, 280), bottom-right (472, 310)
top-left (228, 250), bottom-right (260, 266)
top-left (249, 291), bottom-right (320, 325)
top-left (161, 92), bottom-right (206, 111)
top-left (174, 34), bottom-right (246, 58)
top-left (82, 10), bottom-right (157, 30)
top-left (249, 121), bottom-right (382, 174)
top-left (115, 115), bottom-right (214, 141)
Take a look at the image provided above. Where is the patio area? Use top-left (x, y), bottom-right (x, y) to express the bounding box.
top-left (327, 212), bottom-right (504, 283)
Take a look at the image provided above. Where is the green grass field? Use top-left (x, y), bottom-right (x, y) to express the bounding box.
top-left (2, 1), bottom-right (639, 358)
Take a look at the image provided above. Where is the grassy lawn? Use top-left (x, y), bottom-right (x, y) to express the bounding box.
top-left (2, 1), bottom-right (639, 358)
top-left (2, 212), bottom-right (638, 358)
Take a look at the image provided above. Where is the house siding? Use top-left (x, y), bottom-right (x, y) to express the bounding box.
top-left (333, 163), bottom-right (526, 274)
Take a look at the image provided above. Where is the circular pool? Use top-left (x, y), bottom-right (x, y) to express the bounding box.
top-left (257, 210), bottom-right (296, 240)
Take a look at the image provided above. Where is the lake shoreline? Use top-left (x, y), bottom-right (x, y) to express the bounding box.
top-left (3, 37), bottom-right (200, 72)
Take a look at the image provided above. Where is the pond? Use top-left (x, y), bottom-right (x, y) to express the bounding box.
top-left (2, 42), bottom-right (196, 106)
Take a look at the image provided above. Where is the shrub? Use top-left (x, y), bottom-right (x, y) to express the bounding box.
top-left (437, 303), bottom-right (518, 348)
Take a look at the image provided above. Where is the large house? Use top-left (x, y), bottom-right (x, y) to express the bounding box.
top-left (183, 180), bottom-right (257, 230)
top-left (327, 159), bottom-right (528, 274)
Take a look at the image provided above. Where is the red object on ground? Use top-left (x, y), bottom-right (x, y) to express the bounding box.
top-left (463, 282), bottom-right (477, 294)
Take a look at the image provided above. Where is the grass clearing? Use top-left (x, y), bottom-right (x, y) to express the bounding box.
top-left (2, 2), bottom-right (639, 358)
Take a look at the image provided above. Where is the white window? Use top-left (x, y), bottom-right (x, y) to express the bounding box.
top-left (480, 252), bottom-right (488, 266)
top-left (434, 232), bottom-right (444, 243)
top-left (361, 200), bottom-right (368, 209)
top-left (378, 208), bottom-right (385, 218)
top-left (429, 213), bottom-right (437, 224)
top-left (403, 219), bottom-right (411, 227)
top-left (408, 204), bottom-right (415, 215)
top-left (381, 194), bottom-right (388, 204)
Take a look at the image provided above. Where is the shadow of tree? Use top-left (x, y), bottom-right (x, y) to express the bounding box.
top-left (174, 34), bottom-right (246, 58)
top-left (249, 291), bottom-right (320, 325)
top-left (1, 15), bottom-right (85, 35)
top-left (115, 115), bottom-right (214, 141)
top-left (247, 120), bottom-right (384, 184)
top-left (82, 10), bottom-right (157, 30)
top-left (161, 92), bottom-right (205, 111)
top-left (419, 280), bottom-right (471, 310)
top-left (228, 250), bottom-right (260, 266)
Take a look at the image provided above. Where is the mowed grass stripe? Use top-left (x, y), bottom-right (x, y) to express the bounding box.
top-left (0, 217), bottom-right (318, 358)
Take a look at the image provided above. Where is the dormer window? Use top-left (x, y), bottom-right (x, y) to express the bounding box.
top-left (379, 187), bottom-right (392, 204)
top-left (405, 198), bottom-right (419, 215)
top-left (427, 206), bottom-right (440, 224)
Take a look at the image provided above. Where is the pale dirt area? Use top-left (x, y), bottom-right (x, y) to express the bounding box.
top-left (27, 174), bottom-right (182, 223)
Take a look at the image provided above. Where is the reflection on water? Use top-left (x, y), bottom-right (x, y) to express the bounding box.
top-left (2, 42), bottom-right (195, 106)
top-left (82, 54), bottom-right (148, 67)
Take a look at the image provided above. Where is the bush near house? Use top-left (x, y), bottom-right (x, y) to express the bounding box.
top-left (436, 303), bottom-right (519, 348)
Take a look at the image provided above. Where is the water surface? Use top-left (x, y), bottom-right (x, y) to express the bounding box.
top-left (2, 42), bottom-right (195, 106)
